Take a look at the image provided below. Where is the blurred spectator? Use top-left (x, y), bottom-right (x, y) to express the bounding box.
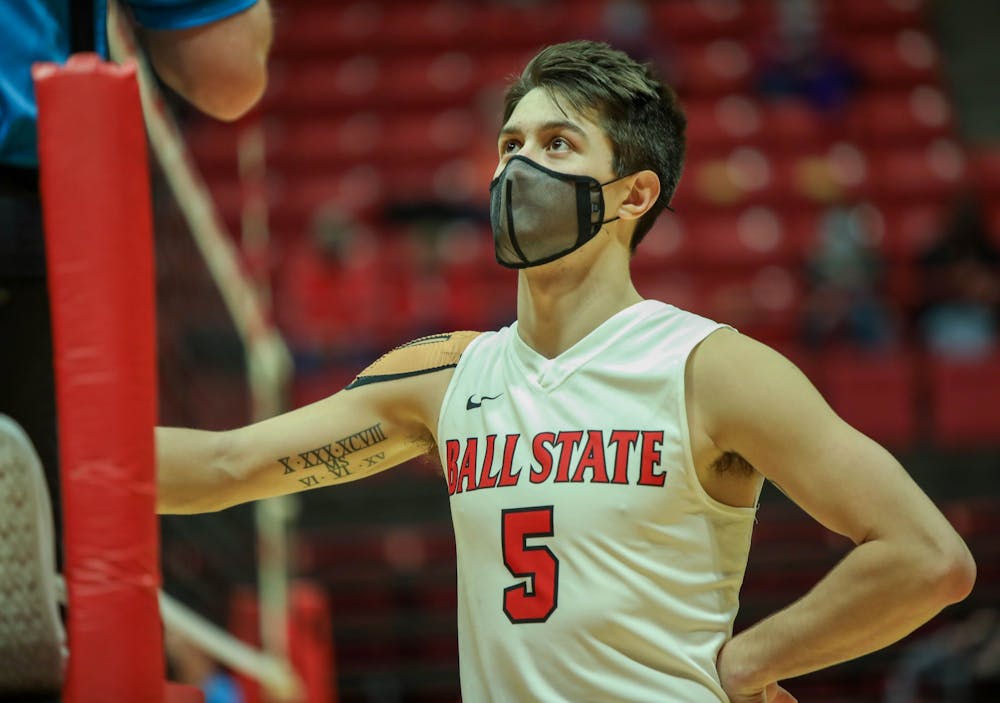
top-left (802, 202), bottom-right (897, 350)
top-left (918, 192), bottom-right (1000, 359)
top-left (275, 203), bottom-right (380, 366)
top-left (597, 0), bottom-right (678, 85)
top-left (884, 608), bottom-right (1000, 703)
top-left (602, 0), bottom-right (651, 57)
top-left (166, 632), bottom-right (243, 703)
top-left (755, 0), bottom-right (859, 113)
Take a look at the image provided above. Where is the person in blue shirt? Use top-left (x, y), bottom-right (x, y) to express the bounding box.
top-left (0, 0), bottom-right (272, 695)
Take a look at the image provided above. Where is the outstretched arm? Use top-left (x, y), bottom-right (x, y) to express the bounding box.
top-left (689, 330), bottom-right (976, 701)
top-left (157, 332), bottom-right (479, 513)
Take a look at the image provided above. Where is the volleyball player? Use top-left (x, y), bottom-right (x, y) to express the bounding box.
top-left (158, 41), bottom-right (975, 702)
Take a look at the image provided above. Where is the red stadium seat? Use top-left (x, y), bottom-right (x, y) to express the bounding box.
top-left (817, 349), bottom-right (919, 446)
top-left (266, 109), bottom-right (487, 191)
top-left (704, 266), bottom-right (804, 346)
top-left (680, 149), bottom-right (804, 210)
top-left (927, 353), bottom-right (1000, 447)
top-left (637, 266), bottom-right (803, 345)
top-left (263, 56), bottom-right (385, 113)
top-left (440, 232), bottom-right (516, 330)
top-left (651, 0), bottom-right (763, 40)
top-left (631, 213), bottom-right (694, 270)
top-left (828, 0), bottom-right (927, 34)
top-left (878, 201), bottom-right (948, 261)
top-left (265, 114), bottom-right (384, 172)
top-left (846, 86), bottom-right (954, 145)
top-left (467, 2), bottom-right (592, 49)
top-left (265, 53), bottom-right (485, 114)
top-left (674, 40), bottom-right (755, 97)
top-left (272, 2), bottom-right (385, 56)
top-left (632, 269), bottom-right (703, 314)
top-left (848, 30), bottom-right (941, 87)
top-left (379, 0), bottom-right (472, 50)
top-left (634, 262), bottom-right (803, 346)
top-left (884, 260), bottom-right (921, 311)
top-left (758, 101), bottom-right (841, 153)
top-left (684, 95), bottom-right (764, 154)
top-left (684, 207), bottom-right (801, 266)
top-left (383, 109), bottom-right (483, 164)
top-left (384, 52), bottom-right (481, 106)
top-left (869, 141), bottom-right (966, 201)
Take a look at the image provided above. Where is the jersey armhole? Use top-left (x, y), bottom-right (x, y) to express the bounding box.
top-left (435, 330), bottom-right (493, 448)
top-left (676, 326), bottom-right (760, 516)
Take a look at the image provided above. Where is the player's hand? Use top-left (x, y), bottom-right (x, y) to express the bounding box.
top-left (717, 639), bottom-right (797, 703)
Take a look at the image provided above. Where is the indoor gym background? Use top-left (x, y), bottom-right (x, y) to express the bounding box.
top-left (151, 0), bottom-right (1000, 701)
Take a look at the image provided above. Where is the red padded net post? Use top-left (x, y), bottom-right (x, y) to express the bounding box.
top-left (33, 54), bottom-right (163, 703)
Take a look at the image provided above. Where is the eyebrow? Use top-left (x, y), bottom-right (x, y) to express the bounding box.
top-left (497, 120), bottom-right (590, 142)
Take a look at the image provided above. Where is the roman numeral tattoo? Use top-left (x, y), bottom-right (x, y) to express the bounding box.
top-left (276, 423), bottom-right (388, 484)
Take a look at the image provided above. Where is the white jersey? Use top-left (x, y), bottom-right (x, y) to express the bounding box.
top-left (436, 300), bottom-right (758, 702)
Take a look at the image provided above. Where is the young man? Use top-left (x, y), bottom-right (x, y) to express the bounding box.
top-left (158, 41), bottom-right (975, 702)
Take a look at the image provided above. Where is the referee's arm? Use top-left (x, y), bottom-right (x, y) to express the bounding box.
top-left (130, 0), bottom-right (273, 121)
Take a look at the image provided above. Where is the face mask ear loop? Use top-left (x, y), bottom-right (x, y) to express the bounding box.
top-left (599, 173), bottom-right (631, 187)
top-left (505, 178), bottom-right (530, 265)
top-left (592, 172), bottom-right (635, 235)
top-left (576, 181), bottom-right (598, 246)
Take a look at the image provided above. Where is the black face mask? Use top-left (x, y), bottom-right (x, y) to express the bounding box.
top-left (489, 156), bottom-right (630, 269)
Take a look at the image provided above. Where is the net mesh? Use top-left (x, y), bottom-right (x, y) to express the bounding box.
top-left (151, 146), bottom-right (258, 628)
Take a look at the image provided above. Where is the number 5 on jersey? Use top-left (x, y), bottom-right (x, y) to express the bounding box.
top-left (501, 506), bottom-right (559, 623)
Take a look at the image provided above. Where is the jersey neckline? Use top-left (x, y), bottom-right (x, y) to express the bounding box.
top-left (509, 299), bottom-right (666, 392)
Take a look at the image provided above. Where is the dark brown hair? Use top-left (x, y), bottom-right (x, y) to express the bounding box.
top-left (503, 40), bottom-right (687, 252)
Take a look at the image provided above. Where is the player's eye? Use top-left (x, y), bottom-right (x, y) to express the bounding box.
top-left (548, 136), bottom-right (571, 151)
top-left (501, 140), bottom-right (520, 154)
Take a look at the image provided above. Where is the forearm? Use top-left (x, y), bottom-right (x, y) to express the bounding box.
top-left (157, 417), bottom-right (429, 514)
top-left (726, 537), bottom-right (974, 690)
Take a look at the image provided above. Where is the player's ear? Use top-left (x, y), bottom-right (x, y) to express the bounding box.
top-left (615, 170), bottom-right (660, 222)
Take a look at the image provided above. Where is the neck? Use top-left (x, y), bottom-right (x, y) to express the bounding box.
top-left (515, 241), bottom-right (642, 358)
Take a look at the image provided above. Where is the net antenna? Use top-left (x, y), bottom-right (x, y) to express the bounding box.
top-left (106, 4), bottom-right (300, 700)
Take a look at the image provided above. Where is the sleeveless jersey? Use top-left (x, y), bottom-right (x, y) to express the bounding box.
top-left (436, 300), bottom-right (758, 702)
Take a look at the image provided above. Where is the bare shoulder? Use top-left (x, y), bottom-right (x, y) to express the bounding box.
top-left (687, 328), bottom-right (822, 445)
top-left (684, 328), bottom-right (972, 583)
top-left (347, 331), bottom-right (483, 435)
top-left (348, 331), bottom-right (482, 390)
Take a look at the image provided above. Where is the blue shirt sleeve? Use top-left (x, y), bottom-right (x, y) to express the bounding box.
top-left (126, 0), bottom-right (258, 31)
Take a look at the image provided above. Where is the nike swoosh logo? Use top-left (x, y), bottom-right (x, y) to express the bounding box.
top-left (466, 393), bottom-right (503, 410)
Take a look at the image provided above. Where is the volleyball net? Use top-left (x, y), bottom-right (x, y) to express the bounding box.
top-left (31, 7), bottom-right (332, 701)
